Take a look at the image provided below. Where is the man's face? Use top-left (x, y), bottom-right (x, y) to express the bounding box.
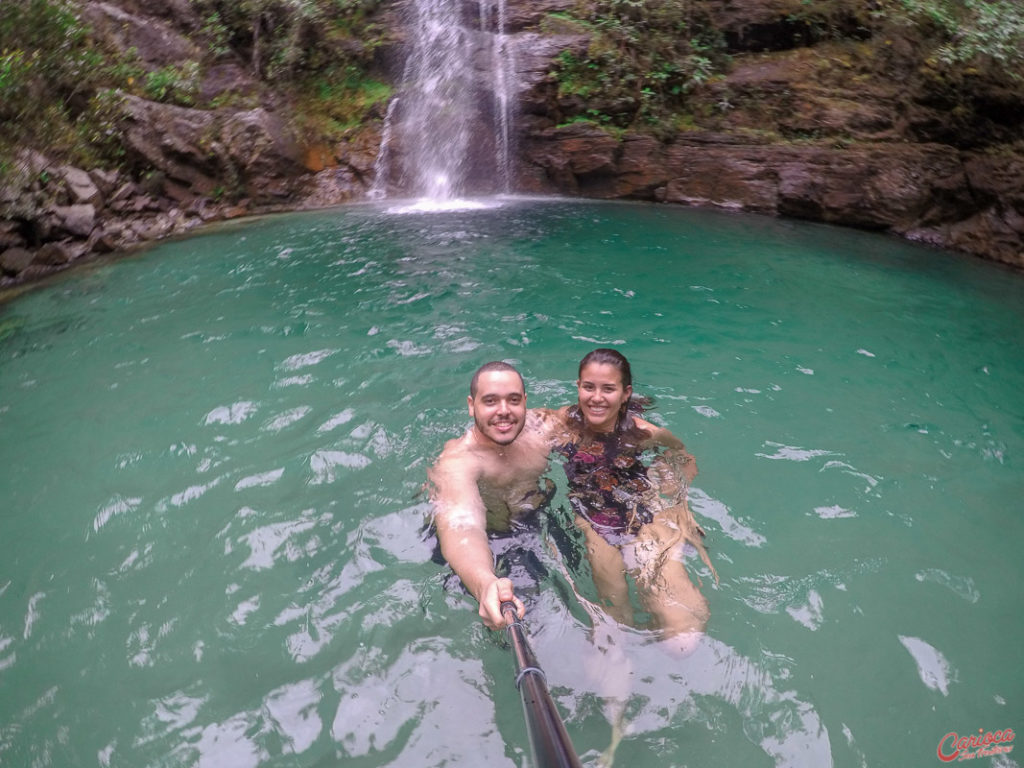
top-left (468, 370), bottom-right (527, 447)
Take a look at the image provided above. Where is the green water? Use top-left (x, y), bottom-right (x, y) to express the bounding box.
top-left (1, 198), bottom-right (1021, 767)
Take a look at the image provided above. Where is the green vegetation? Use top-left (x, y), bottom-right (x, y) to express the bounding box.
top-left (293, 64), bottom-right (391, 140)
top-left (1, 0), bottom-right (1021, 186)
top-left (187, 0), bottom-right (385, 81)
top-left (547, 0), bottom-right (728, 129)
top-left (0, 0), bottom-right (390, 181)
top-left (544, 0), bottom-right (1023, 132)
top-left (0, 0), bottom-right (109, 160)
top-left (184, 0), bottom-right (395, 141)
top-left (889, 0), bottom-right (1024, 72)
top-left (143, 62), bottom-right (202, 105)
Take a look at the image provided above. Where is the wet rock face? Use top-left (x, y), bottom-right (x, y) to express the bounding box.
top-left (699, 0), bottom-right (872, 52)
top-left (509, 0), bottom-right (1024, 268)
top-left (3, 0), bottom-right (1023, 284)
top-left (1, 0), bottom-right (365, 287)
top-left (114, 95), bottom-right (307, 201)
top-left (519, 124), bottom-right (1024, 268)
top-left (82, 1), bottom-right (204, 68)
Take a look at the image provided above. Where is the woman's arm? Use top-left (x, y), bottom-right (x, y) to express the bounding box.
top-left (635, 418), bottom-right (716, 582)
top-left (636, 417), bottom-right (698, 490)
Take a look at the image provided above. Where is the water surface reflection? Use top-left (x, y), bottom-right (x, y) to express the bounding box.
top-left (0, 200), bottom-right (1020, 768)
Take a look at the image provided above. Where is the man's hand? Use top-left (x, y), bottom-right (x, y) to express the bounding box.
top-left (478, 577), bottom-right (524, 630)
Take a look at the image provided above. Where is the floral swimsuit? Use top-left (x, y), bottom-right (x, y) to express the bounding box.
top-left (557, 432), bottom-right (654, 536)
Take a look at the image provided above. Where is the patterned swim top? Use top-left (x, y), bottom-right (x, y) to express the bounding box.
top-left (557, 432), bottom-right (654, 534)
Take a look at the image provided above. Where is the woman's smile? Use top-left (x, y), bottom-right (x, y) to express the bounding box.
top-left (577, 362), bottom-right (633, 433)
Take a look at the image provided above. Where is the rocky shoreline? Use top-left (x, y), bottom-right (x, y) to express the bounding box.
top-left (2, 0), bottom-right (1022, 295)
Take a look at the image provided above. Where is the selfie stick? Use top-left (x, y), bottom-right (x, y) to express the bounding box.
top-left (500, 601), bottom-right (583, 768)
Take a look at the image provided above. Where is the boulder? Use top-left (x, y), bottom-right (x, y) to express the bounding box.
top-left (89, 169), bottom-right (121, 198)
top-left (942, 206), bottom-right (1024, 268)
top-left (60, 166), bottom-right (103, 206)
top-left (53, 205), bottom-right (97, 238)
top-left (0, 247), bottom-right (35, 275)
top-left (0, 221), bottom-right (25, 249)
top-left (199, 63), bottom-right (259, 104)
top-left (117, 94), bottom-right (221, 194)
top-left (34, 241), bottom-right (78, 266)
top-left (220, 108), bottom-right (306, 198)
top-left (115, 95), bottom-right (305, 203)
top-left (82, 1), bottom-right (202, 68)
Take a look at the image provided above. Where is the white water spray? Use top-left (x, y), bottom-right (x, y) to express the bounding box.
top-left (490, 0), bottom-right (516, 192)
top-left (369, 96), bottom-right (400, 200)
top-left (373, 0), bottom-right (518, 201)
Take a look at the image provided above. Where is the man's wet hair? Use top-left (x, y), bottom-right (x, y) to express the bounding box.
top-left (469, 361), bottom-right (524, 397)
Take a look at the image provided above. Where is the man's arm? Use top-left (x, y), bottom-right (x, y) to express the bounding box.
top-left (428, 448), bottom-right (523, 629)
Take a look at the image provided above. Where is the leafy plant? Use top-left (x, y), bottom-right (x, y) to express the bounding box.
top-left (143, 62), bottom-right (201, 105)
top-left (546, 1), bottom-right (728, 128)
top-left (187, 0), bottom-right (381, 82)
top-left (885, 0), bottom-right (1024, 73)
top-left (0, 0), bottom-right (95, 122)
top-left (0, 0), bottom-right (119, 175)
top-left (292, 63), bottom-right (391, 139)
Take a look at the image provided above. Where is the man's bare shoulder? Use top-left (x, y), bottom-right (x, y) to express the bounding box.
top-left (429, 432), bottom-right (484, 480)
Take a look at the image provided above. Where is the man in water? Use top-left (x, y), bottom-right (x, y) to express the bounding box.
top-left (428, 361), bottom-right (555, 630)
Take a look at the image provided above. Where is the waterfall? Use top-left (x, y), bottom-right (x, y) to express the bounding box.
top-left (487, 0), bottom-right (517, 193)
top-left (373, 0), bottom-right (517, 200)
top-left (369, 97), bottom-right (400, 200)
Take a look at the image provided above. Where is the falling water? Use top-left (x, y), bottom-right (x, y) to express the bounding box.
top-left (373, 0), bottom-right (517, 200)
top-left (486, 0), bottom-right (516, 192)
top-left (369, 97), bottom-right (400, 200)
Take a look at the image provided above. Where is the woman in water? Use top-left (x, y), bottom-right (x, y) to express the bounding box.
top-left (548, 348), bottom-right (716, 647)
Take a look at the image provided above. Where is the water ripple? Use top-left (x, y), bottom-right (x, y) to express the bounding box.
top-left (234, 468), bottom-right (285, 491)
top-left (898, 635), bottom-right (956, 695)
top-left (239, 511), bottom-right (319, 571)
top-left (204, 401), bottom-right (260, 425)
top-left (309, 451), bottom-right (372, 483)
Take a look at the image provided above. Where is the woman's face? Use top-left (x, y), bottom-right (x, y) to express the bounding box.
top-left (576, 362), bottom-right (632, 433)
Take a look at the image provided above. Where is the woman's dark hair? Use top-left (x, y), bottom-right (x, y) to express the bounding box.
top-left (569, 348), bottom-right (652, 443)
top-left (577, 348), bottom-right (632, 387)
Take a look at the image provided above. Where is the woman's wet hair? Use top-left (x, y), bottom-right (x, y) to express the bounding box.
top-left (569, 348), bottom-right (652, 443)
top-left (577, 348), bottom-right (633, 387)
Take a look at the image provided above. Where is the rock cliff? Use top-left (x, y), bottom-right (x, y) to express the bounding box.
top-left (1, 0), bottom-right (1021, 290)
top-left (512, 0), bottom-right (1024, 267)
